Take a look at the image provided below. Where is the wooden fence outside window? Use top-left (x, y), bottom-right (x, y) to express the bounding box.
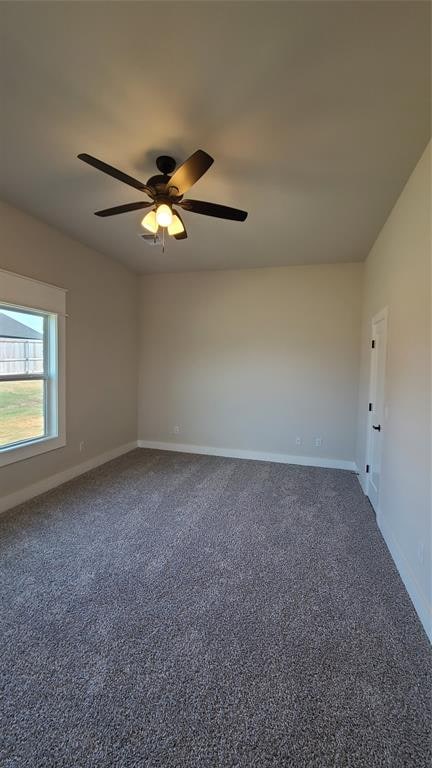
top-left (0, 339), bottom-right (44, 375)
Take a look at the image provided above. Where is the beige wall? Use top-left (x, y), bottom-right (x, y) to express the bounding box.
top-left (356, 142), bottom-right (431, 637)
top-left (0, 201), bottom-right (138, 499)
top-left (138, 263), bottom-right (363, 464)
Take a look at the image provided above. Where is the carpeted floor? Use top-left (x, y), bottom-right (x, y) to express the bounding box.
top-left (1, 449), bottom-right (431, 767)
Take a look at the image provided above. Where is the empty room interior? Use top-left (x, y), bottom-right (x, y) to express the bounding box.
top-left (0, 1), bottom-right (431, 766)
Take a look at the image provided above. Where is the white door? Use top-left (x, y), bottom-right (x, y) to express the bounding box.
top-left (366, 309), bottom-right (388, 516)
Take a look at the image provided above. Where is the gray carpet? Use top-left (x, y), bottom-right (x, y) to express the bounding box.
top-left (1, 449), bottom-right (431, 767)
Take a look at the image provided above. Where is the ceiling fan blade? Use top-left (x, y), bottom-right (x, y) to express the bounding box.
top-left (167, 150), bottom-right (214, 196)
top-left (180, 199), bottom-right (248, 221)
top-left (78, 153), bottom-right (152, 195)
top-left (173, 211), bottom-right (187, 240)
top-left (94, 201), bottom-right (153, 217)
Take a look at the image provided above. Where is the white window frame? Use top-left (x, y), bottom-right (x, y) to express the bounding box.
top-left (0, 269), bottom-right (66, 468)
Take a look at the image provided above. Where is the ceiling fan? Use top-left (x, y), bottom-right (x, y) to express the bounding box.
top-left (77, 150), bottom-right (248, 241)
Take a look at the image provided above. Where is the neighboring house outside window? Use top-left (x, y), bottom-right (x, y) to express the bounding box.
top-left (0, 270), bottom-right (66, 468)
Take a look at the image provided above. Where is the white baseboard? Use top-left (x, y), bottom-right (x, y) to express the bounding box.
top-left (355, 474), bottom-right (431, 643)
top-left (0, 441), bottom-right (138, 515)
top-left (138, 440), bottom-right (357, 471)
top-left (356, 470), bottom-right (368, 494)
top-left (378, 513), bottom-right (432, 643)
top-left (1, 438), bottom-right (355, 515)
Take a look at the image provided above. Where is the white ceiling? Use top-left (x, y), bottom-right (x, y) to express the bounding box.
top-left (1, 1), bottom-right (430, 274)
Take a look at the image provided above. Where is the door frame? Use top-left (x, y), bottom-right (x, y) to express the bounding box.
top-left (365, 306), bottom-right (388, 521)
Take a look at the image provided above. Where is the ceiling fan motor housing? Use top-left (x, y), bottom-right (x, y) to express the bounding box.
top-left (146, 175), bottom-right (173, 195)
top-left (148, 156), bottom-right (183, 198)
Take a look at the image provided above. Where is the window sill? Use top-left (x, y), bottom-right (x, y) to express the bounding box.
top-left (0, 434), bottom-right (66, 468)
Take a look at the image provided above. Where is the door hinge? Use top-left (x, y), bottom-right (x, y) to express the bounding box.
top-left (368, 402), bottom-right (373, 411)
top-left (371, 339), bottom-right (375, 349)
top-left (366, 464), bottom-right (370, 473)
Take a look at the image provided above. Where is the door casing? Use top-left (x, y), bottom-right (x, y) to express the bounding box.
top-left (365, 307), bottom-right (388, 520)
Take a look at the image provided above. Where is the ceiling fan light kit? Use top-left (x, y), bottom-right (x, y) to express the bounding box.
top-left (77, 150), bottom-right (248, 248)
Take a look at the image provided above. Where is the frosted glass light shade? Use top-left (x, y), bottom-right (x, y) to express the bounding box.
top-left (141, 210), bottom-right (158, 234)
top-left (168, 214), bottom-right (185, 236)
top-left (155, 204), bottom-right (173, 228)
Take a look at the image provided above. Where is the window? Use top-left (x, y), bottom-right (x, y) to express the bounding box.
top-left (0, 270), bottom-right (66, 467)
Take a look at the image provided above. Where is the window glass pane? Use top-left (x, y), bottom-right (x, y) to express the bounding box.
top-left (0, 380), bottom-right (45, 447)
top-left (0, 307), bottom-right (45, 376)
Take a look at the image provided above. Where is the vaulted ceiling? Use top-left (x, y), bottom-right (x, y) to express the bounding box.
top-left (1, 1), bottom-right (430, 273)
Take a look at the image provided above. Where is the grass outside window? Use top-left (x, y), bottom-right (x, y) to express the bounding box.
top-left (0, 380), bottom-right (45, 447)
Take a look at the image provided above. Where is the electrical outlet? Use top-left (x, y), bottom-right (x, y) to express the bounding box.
top-left (79, 441), bottom-right (85, 453)
top-left (314, 437), bottom-right (322, 448)
top-left (173, 426), bottom-right (180, 435)
top-left (295, 437), bottom-right (302, 446)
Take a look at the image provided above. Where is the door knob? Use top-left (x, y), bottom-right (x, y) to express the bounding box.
top-left (372, 424), bottom-right (381, 431)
